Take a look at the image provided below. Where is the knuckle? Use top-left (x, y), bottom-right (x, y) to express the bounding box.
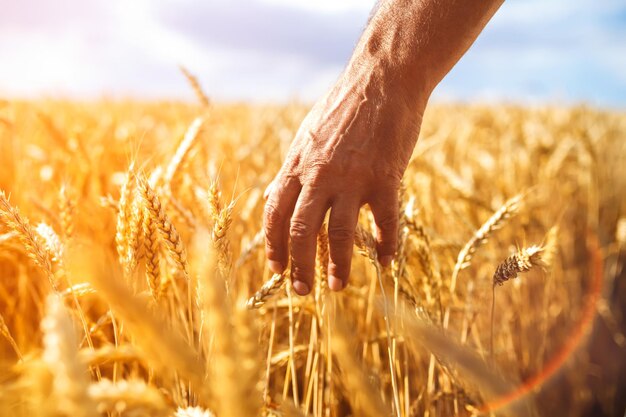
top-left (303, 163), bottom-right (331, 187)
top-left (291, 264), bottom-right (312, 280)
top-left (305, 172), bottom-right (325, 188)
top-left (264, 235), bottom-right (279, 251)
top-left (263, 202), bottom-right (283, 230)
top-left (329, 262), bottom-right (349, 278)
top-left (290, 219), bottom-right (314, 240)
top-left (376, 212), bottom-right (398, 232)
top-left (264, 233), bottom-right (285, 260)
top-left (328, 226), bottom-right (354, 244)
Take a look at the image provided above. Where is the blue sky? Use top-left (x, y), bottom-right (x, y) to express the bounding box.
top-left (0, 0), bottom-right (624, 107)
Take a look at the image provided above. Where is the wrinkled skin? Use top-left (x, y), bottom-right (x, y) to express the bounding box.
top-left (263, 65), bottom-right (427, 295)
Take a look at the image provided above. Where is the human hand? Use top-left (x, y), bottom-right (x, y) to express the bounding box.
top-left (264, 63), bottom-right (427, 295)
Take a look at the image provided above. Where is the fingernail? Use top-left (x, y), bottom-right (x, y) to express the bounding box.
top-left (268, 260), bottom-right (284, 274)
top-left (328, 275), bottom-right (344, 291)
top-left (380, 255), bottom-right (394, 267)
top-left (293, 280), bottom-right (310, 296)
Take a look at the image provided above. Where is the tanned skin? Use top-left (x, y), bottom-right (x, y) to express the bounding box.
top-left (264, 0), bottom-right (504, 295)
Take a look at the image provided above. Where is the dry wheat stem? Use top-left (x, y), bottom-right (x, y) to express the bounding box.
top-left (60, 283), bottom-right (96, 300)
top-left (389, 300), bottom-right (526, 415)
top-left (42, 295), bottom-right (97, 417)
top-left (197, 246), bottom-right (250, 416)
top-left (329, 312), bottom-right (389, 417)
top-left (164, 117), bottom-right (204, 187)
top-left (0, 313), bottom-right (22, 360)
top-left (236, 229), bottom-right (265, 269)
top-left (354, 222), bottom-right (401, 417)
top-left (79, 344), bottom-right (144, 367)
top-left (451, 193), bottom-right (523, 293)
top-left (179, 66), bottom-right (211, 108)
top-left (491, 245), bottom-right (546, 358)
top-left (68, 246), bottom-right (207, 393)
top-left (232, 303), bottom-right (264, 416)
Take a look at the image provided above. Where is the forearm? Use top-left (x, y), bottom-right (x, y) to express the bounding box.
top-left (347, 0), bottom-right (503, 104)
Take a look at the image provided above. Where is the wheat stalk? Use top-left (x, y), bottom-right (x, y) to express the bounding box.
top-left (491, 245), bottom-right (546, 357)
top-left (41, 295), bottom-right (97, 417)
top-left (179, 66), bottom-right (211, 108)
top-left (451, 193), bottom-right (523, 293)
top-left (197, 245), bottom-right (249, 416)
top-left (79, 345), bottom-right (143, 367)
top-left (353, 222), bottom-right (402, 417)
top-left (235, 229), bottom-right (265, 269)
top-left (232, 302), bottom-right (263, 416)
top-left (60, 283), bottom-right (96, 300)
top-left (330, 314), bottom-right (389, 417)
top-left (67, 246), bottom-right (207, 392)
top-left (164, 117), bottom-right (204, 187)
top-left (0, 313), bottom-right (22, 361)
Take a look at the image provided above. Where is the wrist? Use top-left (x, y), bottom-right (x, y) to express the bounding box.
top-left (343, 49), bottom-right (431, 115)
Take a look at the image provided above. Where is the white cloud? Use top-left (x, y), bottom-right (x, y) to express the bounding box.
top-left (0, 0), bottom-right (623, 106)
top-left (258, 0), bottom-right (375, 13)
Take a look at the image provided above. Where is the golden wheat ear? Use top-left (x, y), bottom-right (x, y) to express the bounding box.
top-left (164, 117), bottom-right (205, 188)
top-left (139, 179), bottom-right (189, 280)
top-left (179, 66), bottom-right (211, 109)
top-left (246, 272), bottom-right (288, 309)
top-left (493, 245), bottom-right (545, 286)
top-left (0, 190), bottom-right (57, 288)
top-left (452, 193), bottom-right (523, 290)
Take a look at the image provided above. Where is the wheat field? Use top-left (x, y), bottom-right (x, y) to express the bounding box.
top-left (0, 97), bottom-right (624, 417)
